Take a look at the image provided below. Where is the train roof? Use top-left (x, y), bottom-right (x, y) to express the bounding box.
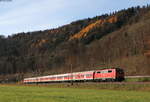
top-left (24, 70), bottom-right (95, 79)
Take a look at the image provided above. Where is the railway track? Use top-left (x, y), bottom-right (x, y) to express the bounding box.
top-left (125, 75), bottom-right (150, 78)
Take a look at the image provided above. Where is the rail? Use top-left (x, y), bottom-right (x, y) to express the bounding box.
top-left (125, 76), bottom-right (150, 78)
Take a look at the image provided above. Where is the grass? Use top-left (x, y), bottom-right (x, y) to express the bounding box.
top-left (26, 82), bottom-right (150, 91)
top-left (0, 84), bottom-right (150, 102)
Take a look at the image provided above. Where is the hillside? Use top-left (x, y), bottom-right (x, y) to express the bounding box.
top-left (0, 5), bottom-right (150, 82)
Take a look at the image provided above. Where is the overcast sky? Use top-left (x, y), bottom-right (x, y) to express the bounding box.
top-left (0, 0), bottom-right (150, 36)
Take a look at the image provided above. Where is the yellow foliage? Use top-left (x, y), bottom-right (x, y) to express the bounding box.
top-left (70, 16), bottom-right (117, 40)
top-left (31, 39), bottom-right (48, 48)
top-left (108, 16), bottom-right (117, 23)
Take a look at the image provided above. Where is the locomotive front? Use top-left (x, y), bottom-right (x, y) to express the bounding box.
top-left (115, 68), bottom-right (125, 81)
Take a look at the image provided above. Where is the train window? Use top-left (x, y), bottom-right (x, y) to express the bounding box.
top-left (64, 76), bottom-right (68, 78)
top-left (101, 70), bottom-right (108, 73)
top-left (86, 74), bottom-right (92, 77)
top-left (108, 70), bottom-right (112, 73)
top-left (97, 72), bottom-right (101, 73)
top-left (68, 75), bottom-right (73, 78)
top-left (101, 71), bottom-right (104, 73)
top-left (116, 68), bottom-right (124, 74)
top-left (57, 76), bottom-right (62, 79)
top-left (81, 75), bottom-right (84, 77)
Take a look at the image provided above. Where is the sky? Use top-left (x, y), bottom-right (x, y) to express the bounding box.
top-left (0, 0), bottom-right (150, 36)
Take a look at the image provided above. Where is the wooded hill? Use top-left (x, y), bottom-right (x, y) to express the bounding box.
top-left (0, 5), bottom-right (150, 82)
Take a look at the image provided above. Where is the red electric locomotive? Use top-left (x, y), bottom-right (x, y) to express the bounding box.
top-left (94, 68), bottom-right (124, 81)
top-left (23, 67), bottom-right (124, 83)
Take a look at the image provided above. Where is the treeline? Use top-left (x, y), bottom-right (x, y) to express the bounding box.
top-left (0, 5), bottom-right (150, 82)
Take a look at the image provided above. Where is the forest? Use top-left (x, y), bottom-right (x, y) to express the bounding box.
top-left (0, 5), bottom-right (150, 82)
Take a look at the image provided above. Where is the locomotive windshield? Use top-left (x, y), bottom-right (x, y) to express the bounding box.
top-left (116, 68), bottom-right (124, 74)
